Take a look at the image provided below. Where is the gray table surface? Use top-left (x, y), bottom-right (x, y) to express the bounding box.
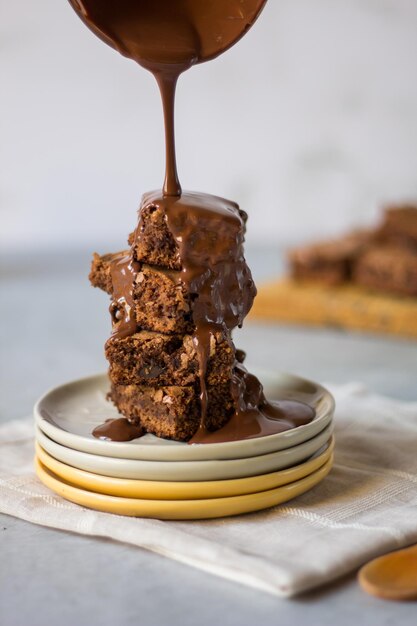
top-left (1, 248), bottom-right (416, 626)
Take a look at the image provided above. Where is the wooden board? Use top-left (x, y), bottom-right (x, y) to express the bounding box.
top-left (249, 279), bottom-right (417, 339)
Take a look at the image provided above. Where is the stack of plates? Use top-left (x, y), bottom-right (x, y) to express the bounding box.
top-left (34, 370), bottom-right (335, 520)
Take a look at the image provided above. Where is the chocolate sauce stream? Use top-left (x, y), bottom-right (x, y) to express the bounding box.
top-left (156, 71), bottom-right (182, 197)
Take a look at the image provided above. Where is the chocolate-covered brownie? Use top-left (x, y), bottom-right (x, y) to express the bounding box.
top-left (90, 252), bottom-right (193, 334)
top-left (110, 381), bottom-right (234, 441)
top-left (128, 194), bottom-right (248, 270)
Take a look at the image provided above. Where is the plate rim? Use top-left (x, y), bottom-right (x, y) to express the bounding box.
top-left (34, 455), bottom-right (333, 519)
top-left (34, 369), bottom-right (335, 461)
top-left (35, 437), bottom-right (335, 499)
top-left (35, 423), bottom-right (334, 481)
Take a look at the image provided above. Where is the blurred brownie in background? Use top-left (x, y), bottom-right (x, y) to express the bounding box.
top-left (354, 245), bottom-right (417, 296)
top-left (376, 204), bottom-right (417, 250)
top-left (288, 230), bottom-right (371, 285)
top-left (287, 205), bottom-right (417, 297)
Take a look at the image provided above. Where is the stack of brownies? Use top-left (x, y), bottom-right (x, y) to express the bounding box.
top-left (90, 200), bottom-right (252, 441)
top-left (288, 204), bottom-right (417, 296)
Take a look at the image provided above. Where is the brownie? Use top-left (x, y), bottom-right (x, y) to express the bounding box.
top-left (134, 265), bottom-right (193, 333)
top-left (105, 330), bottom-right (235, 387)
top-left (377, 205), bottom-right (417, 249)
top-left (129, 204), bottom-right (181, 270)
top-left (110, 382), bottom-right (233, 441)
top-left (354, 245), bottom-right (417, 296)
top-left (129, 197), bottom-right (248, 270)
top-left (288, 230), bottom-right (372, 285)
top-left (90, 252), bottom-right (193, 334)
top-left (89, 252), bottom-right (114, 294)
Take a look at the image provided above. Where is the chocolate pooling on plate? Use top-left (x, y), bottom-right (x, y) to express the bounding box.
top-left (92, 417), bottom-right (145, 442)
top-left (191, 362), bottom-right (315, 443)
top-left (71, 0), bottom-right (315, 442)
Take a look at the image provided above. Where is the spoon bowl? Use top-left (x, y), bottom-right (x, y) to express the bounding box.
top-left (68, 0), bottom-right (268, 70)
top-left (358, 544), bottom-right (417, 601)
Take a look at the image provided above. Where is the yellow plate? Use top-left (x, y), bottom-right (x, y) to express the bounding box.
top-left (36, 438), bottom-right (334, 500)
top-left (34, 455), bottom-right (333, 520)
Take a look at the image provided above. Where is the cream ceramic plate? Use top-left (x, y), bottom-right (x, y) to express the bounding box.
top-left (34, 455), bottom-right (333, 520)
top-left (35, 423), bottom-right (333, 481)
top-left (35, 437), bottom-right (334, 499)
top-left (35, 370), bottom-right (335, 461)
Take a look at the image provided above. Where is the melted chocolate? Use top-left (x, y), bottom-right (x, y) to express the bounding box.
top-left (92, 418), bottom-right (144, 441)
top-left (190, 364), bottom-right (315, 444)
top-left (67, 1), bottom-right (266, 67)
top-left (69, 0), bottom-right (316, 443)
top-left (107, 252), bottom-right (140, 341)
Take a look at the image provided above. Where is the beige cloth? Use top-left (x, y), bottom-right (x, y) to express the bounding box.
top-left (1, 383), bottom-right (417, 597)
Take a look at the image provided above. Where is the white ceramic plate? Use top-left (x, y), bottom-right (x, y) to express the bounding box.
top-left (35, 370), bottom-right (335, 461)
top-left (35, 423), bottom-right (333, 481)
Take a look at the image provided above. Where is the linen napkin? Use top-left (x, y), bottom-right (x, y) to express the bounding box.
top-left (1, 383), bottom-right (417, 598)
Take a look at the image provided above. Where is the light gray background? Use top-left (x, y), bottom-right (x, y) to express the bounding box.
top-left (2, 0), bottom-right (417, 253)
top-left (1, 249), bottom-right (416, 625)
